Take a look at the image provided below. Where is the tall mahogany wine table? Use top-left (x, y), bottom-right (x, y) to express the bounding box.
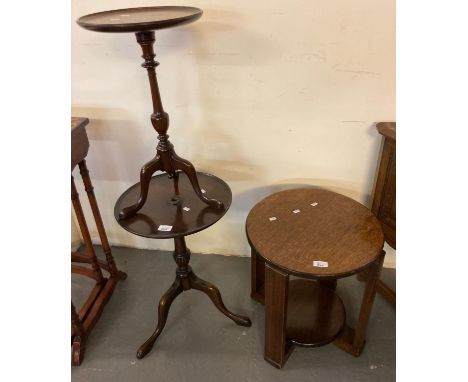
top-left (77, 6), bottom-right (251, 360)
top-left (71, 117), bottom-right (127, 366)
top-left (77, 6), bottom-right (224, 220)
top-left (246, 189), bottom-right (385, 368)
top-left (114, 172), bottom-right (251, 359)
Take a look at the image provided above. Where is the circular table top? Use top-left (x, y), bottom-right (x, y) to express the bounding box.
top-left (115, 172), bottom-right (231, 239)
top-left (246, 188), bottom-right (384, 279)
top-left (77, 6), bottom-right (203, 33)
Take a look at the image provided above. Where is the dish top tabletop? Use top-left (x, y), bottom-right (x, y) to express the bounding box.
top-left (246, 188), bottom-right (384, 279)
top-left (114, 172), bottom-right (231, 239)
top-left (77, 6), bottom-right (203, 33)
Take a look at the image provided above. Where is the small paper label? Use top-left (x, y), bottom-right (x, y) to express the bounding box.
top-left (310, 202), bottom-right (318, 206)
top-left (157, 225), bottom-right (173, 232)
top-left (183, 207), bottom-right (190, 212)
top-left (201, 189), bottom-right (206, 194)
top-left (269, 217), bottom-right (277, 221)
top-left (293, 209), bottom-right (301, 214)
top-left (313, 261), bottom-right (328, 268)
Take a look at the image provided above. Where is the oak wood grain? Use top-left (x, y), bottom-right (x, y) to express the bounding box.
top-left (246, 188), bottom-right (384, 279)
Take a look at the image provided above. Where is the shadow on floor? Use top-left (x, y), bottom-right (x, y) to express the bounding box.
top-left (72, 246), bottom-right (395, 382)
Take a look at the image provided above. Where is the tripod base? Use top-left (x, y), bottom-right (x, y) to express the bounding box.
top-left (136, 237), bottom-right (252, 359)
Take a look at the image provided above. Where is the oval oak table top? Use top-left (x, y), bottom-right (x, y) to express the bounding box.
top-left (77, 6), bottom-right (203, 33)
top-left (115, 171), bottom-right (231, 239)
top-left (246, 188), bottom-right (384, 279)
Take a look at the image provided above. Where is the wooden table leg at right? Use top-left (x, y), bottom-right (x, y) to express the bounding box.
top-left (334, 253), bottom-right (385, 356)
top-left (264, 263), bottom-right (293, 369)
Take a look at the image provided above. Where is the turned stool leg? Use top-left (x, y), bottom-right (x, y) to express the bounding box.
top-left (78, 160), bottom-right (126, 280)
top-left (71, 176), bottom-right (104, 284)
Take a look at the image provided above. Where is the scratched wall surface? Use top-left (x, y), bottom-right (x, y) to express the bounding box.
top-left (71, 0), bottom-right (396, 265)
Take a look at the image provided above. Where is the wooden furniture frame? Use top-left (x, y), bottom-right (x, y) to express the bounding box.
top-left (71, 117), bottom-right (127, 366)
top-left (77, 7), bottom-right (251, 360)
top-left (247, 188), bottom-right (385, 368)
top-left (359, 122), bottom-right (396, 306)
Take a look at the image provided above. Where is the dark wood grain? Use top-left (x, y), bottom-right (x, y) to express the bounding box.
top-left (264, 264), bottom-right (292, 368)
top-left (114, 171), bottom-right (231, 239)
top-left (287, 280), bottom-right (345, 347)
top-left (246, 188), bottom-right (384, 279)
top-left (77, 6), bottom-right (203, 33)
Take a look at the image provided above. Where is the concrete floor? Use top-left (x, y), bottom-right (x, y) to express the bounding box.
top-left (72, 246), bottom-right (395, 382)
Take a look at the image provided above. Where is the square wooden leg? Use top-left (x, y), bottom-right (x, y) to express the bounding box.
top-left (251, 248), bottom-right (265, 304)
top-left (264, 263), bottom-right (293, 368)
top-left (334, 254), bottom-right (385, 356)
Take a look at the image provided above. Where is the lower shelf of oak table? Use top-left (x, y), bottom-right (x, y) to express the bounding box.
top-left (254, 279), bottom-right (346, 348)
top-left (286, 280), bottom-right (345, 347)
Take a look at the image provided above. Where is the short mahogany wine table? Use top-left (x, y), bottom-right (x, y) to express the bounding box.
top-left (246, 189), bottom-right (385, 368)
top-left (114, 171), bottom-right (251, 358)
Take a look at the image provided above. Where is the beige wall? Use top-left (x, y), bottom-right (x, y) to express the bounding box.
top-left (72, 0), bottom-right (395, 266)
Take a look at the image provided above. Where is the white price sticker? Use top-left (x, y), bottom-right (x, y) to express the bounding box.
top-left (313, 261), bottom-right (328, 268)
top-left (269, 217), bottom-right (277, 221)
top-left (157, 225), bottom-right (173, 232)
top-left (310, 202), bottom-right (318, 207)
top-left (183, 207), bottom-right (190, 212)
top-left (293, 209), bottom-right (301, 214)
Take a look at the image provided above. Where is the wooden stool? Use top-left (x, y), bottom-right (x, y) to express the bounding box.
top-left (246, 188), bottom-right (385, 368)
top-left (71, 117), bottom-right (127, 366)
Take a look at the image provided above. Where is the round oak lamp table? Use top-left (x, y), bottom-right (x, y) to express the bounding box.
top-left (246, 188), bottom-right (385, 368)
top-left (77, 6), bottom-right (251, 360)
